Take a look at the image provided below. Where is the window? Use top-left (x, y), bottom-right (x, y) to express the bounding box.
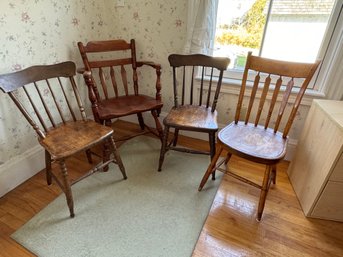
top-left (213, 0), bottom-right (339, 89)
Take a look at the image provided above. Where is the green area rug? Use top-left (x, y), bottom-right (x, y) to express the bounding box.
top-left (12, 136), bottom-right (222, 257)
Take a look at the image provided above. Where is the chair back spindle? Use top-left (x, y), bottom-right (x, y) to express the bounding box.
top-left (168, 54), bottom-right (230, 113)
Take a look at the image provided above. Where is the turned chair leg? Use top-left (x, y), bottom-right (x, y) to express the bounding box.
top-left (198, 146), bottom-right (223, 191)
top-left (137, 112), bottom-right (145, 130)
top-left (272, 164), bottom-right (277, 184)
top-left (109, 136), bottom-right (127, 179)
top-left (85, 149), bottom-right (93, 164)
top-left (102, 120), bottom-right (112, 172)
top-left (224, 152), bottom-right (232, 165)
top-left (59, 160), bottom-right (75, 218)
top-left (173, 128), bottom-right (179, 146)
top-left (45, 150), bottom-right (52, 185)
top-left (151, 109), bottom-right (163, 141)
top-left (257, 165), bottom-right (272, 221)
top-left (209, 132), bottom-right (216, 180)
top-left (158, 125), bottom-right (170, 171)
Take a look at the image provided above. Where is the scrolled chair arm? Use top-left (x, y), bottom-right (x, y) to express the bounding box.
top-left (136, 61), bottom-right (162, 102)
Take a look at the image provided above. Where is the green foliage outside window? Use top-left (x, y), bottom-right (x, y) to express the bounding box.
top-left (216, 0), bottom-right (267, 49)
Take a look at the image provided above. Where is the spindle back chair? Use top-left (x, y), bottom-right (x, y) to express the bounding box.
top-left (0, 61), bottom-right (127, 217)
top-left (158, 54), bottom-right (230, 175)
top-left (199, 52), bottom-right (320, 220)
top-left (78, 39), bottom-right (163, 142)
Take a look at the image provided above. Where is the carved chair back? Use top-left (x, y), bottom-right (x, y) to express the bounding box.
top-left (235, 52), bottom-right (321, 138)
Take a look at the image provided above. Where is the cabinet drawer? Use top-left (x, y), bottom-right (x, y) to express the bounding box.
top-left (311, 181), bottom-right (343, 222)
top-left (330, 153), bottom-right (343, 182)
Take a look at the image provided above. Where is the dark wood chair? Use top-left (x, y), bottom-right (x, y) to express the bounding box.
top-left (0, 61), bottom-right (127, 218)
top-left (158, 54), bottom-right (230, 176)
top-left (198, 52), bottom-right (320, 221)
top-left (77, 39), bottom-right (163, 142)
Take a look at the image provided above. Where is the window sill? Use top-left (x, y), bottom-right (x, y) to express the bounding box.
top-left (197, 76), bottom-right (326, 106)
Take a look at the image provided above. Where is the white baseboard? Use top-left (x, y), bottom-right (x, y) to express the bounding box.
top-left (0, 145), bottom-right (44, 197)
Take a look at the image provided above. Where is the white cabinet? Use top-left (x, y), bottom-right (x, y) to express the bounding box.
top-left (288, 99), bottom-right (343, 222)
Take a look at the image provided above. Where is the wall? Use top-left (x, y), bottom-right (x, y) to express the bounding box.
top-left (0, 0), bottom-right (188, 196)
top-left (0, 0), bottom-right (326, 196)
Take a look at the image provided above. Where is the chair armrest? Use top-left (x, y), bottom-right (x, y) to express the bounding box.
top-left (136, 61), bottom-right (161, 70)
top-left (77, 67), bottom-right (86, 74)
top-left (136, 61), bottom-right (162, 102)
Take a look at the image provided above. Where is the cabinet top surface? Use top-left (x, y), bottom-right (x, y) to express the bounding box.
top-left (313, 99), bottom-right (343, 129)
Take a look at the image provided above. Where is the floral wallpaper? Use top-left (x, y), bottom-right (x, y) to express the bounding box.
top-left (0, 0), bottom-right (188, 166)
top-left (0, 0), bottom-right (312, 178)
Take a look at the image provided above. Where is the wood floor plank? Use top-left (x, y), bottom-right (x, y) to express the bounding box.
top-left (0, 120), bottom-right (343, 257)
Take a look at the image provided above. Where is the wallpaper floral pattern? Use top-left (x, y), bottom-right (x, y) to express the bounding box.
top-left (0, 0), bottom-right (187, 166)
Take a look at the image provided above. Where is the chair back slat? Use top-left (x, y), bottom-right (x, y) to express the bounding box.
top-left (211, 69), bottom-right (225, 113)
top-left (254, 75), bottom-right (271, 126)
top-left (235, 58), bottom-right (250, 123)
top-left (168, 54), bottom-right (230, 111)
top-left (70, 76), bottom-right (87, 121)
top-left (199, 66), bottom-right (205, 106)
top-left (99, 68), bottom-right (109, 100)
top-left (110, 66), bottom-right (119, 97)
top-left (245, 73), bottom-right (260, 124)
top-left (181, 66), bottom-right (185, 105)
top-left (8, 92), bottom-right (46, 138)
top-left (172, 67), bottom-right (179, 107)
top-left (190, 66), bottom-right (194, 105)
top-left (46, 79), bottom-right (66, 124)
top-left (0, 62), bottom-right (86, 138)
top-left (205, 68), bottom-right (214, 108)
top-left (130, 38), bottom-right (139, 95)
top-left (34, 81), bottom-right (56, 128)
top-left (264, 77), bottom-right (282, 129)
top-left (234, 52), bottom-right (320, 138)
top-left (79, 39), bottom-right (131, 52)
top-left (23, 86), bottom-right (48, 132)
top-left (274, 78), bottom-right (294, 133)
top-left (121, 65), bottom-right (129, 96)
top-left (88, 58), bottom-right (132, 68)
top-left (58, 77), bottom-right (77, 121)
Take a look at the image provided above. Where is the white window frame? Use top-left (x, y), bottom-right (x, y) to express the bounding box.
top-left (209, 0), bottom-right (343, 100)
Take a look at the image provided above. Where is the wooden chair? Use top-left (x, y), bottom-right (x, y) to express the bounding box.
top-left (0, 61), bottom-right (127, 218)
top-left (198, 52), bottom-right (320, 221)
top-left (158, 54), bottom-right (230, 176)
top-left (77, 39), bottom-right (163, 142)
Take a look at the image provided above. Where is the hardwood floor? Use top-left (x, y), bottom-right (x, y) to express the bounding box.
top-left (1, 120), bottom-right (343, 256)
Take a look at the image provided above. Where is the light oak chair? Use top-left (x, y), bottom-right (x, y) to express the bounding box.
top-left (198, 52), bottom-right (320, 221)
top-left (158, 54), bottom-right (230, 177)
top-left (78, 39), bottom-right (163, 143)
top-left (0, 62), bottom-right (127, 217)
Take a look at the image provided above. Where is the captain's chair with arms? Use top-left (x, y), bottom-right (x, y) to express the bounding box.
top-left (77, 39), bottom-right (163, 143)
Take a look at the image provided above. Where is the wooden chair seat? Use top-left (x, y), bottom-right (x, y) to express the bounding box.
top-left (40, 120), bottom-right (113, 159)
top-left (218, 121), bottom-right (287, 164)
top-left (97, 94), bottom-right (163, 120)
top-left (164, 105), bottom-right (218, 132)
